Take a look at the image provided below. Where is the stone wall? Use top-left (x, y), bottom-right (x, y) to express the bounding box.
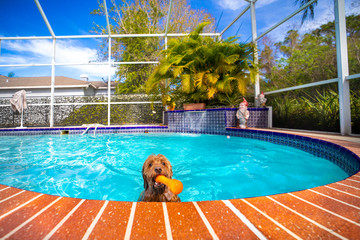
top-left (0, 94), bottom-right (163, 128)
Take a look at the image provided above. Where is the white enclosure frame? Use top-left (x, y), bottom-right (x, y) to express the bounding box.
top-left (0, 0), bottom-right (357, 135)
top-left (221, 0), bottom-right (356, 135)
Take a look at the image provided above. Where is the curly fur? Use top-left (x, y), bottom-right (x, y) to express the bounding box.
top-left (138, 154), bottom-right (181, 202)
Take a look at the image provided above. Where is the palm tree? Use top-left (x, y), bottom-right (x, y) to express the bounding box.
top-left (295, 0), bottom-right (318, 24)
top-left (146, 22), bottom-right (256, 107)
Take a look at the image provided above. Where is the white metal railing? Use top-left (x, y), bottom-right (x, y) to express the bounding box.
top-left (0, 101), bottom-right (162, 107)
top-left (220, 4), bottom-right (250, 36)
top-left (34, 0), bottom-right (55, 38)
top-left (264, 78), bottom-right (339, 95)
top-left (255, 0), bottom-right (317, 41)
top-left (0, 62), bottom-right (160, 67)
top-left (346, 73), bottom-right (360, 81)
top-left (0, 33), bottom-right (220, 41)
top-left (81, 124), bottom-right (103, 135)
top-left (264, 73), bottom-right (360, 95)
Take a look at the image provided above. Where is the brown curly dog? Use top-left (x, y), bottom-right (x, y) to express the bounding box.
top-left (138, 154), bottom-right (181, 202)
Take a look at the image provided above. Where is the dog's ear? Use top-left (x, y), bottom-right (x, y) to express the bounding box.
top-left (142, 165), bottom-right (149, 190)
top-left (169, 164), bottom-right (173, 179)
top-left (143, 176), bottom-right (149, 190)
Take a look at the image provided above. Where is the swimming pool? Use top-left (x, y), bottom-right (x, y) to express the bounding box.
top-left (0, 132), bottom-right (350, 202)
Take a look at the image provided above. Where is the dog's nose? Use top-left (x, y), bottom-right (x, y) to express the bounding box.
top-left (154, 167), bottom-right (162, 174)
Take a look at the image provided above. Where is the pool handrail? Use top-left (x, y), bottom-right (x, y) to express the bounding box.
top-left (81, 124), bottom-right (103, 135)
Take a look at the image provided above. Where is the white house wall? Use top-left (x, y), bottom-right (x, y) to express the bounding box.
top-left (95, 89), bottom-right (115, 96)
top-left (55, 88), bottom-right (90, 96)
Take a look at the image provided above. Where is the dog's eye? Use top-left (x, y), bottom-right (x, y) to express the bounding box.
top-left (162, 162), bottom-right (166, 166)
top-left (149, 163), bottom-right (152, 167)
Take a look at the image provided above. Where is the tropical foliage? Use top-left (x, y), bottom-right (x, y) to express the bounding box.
top-left (91, 0), bottom-right (214, 94)
top-left (146, 22), bottom-right (255, 107)
top-left (269, 90), bottom-right (360, 133)
top-left (259, 14), bottom-right (360, 133)
top-left (260, 14), bottom-right (360, 92)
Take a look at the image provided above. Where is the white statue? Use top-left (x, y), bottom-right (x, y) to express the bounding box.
top-left (236, 98), bottom-right (250, 129)
top-left (256, 91), bottom-right (267, 107)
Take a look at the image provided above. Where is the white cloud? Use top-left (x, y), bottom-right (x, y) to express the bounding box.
top-left (55, 40), bottom-right (98, 63)
top-left (0, 54), bottom-right (28, 65)
top-left (216, 0), bottom-right (280, 11)
top-left (256, 0), bottom-right (279, 8)
top-left (216, 0), bottom-right (248, 11)
top-left (2, 39), bottom-right (98, 64)
top-left (346, 0), bottom-right (360, 15)
top-left (0, 39), bottom-right (115, 80)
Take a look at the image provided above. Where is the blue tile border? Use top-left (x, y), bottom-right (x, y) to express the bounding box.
top-left (0, 125), bottom-right (359, 177)
top-left (0, 126), bottom-right (169, 136)
top-left (226, 127), bottom-right (360, 176)
top-left (166, 107), bottom-right (269, 112)
top-left (0, 126), bottom-right (167, 132)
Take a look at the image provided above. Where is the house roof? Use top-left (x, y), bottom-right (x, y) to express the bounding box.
top-left (0, 76), bottom-right (117, 89)
top-left (91, 81), bottom-right (118, 89)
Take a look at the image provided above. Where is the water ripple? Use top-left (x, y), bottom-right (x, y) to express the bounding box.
top-left (0, 133), bottom-right (348, 202)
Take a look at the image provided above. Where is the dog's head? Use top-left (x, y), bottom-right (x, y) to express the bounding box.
top-left (142, 154), bottom-right (173, 194)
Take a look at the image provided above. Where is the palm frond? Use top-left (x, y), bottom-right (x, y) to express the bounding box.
top-left (181, 74), bottom-right (192, 93)
top-left (295, 0), bottom-right (318, 24)
top-left (207, 87), bottom-right (217, 99)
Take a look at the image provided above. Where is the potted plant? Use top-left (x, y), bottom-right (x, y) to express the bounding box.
top-left (182, 88), bottom-right (207, 110)
top-left (166, 96), bottom-right (176, 111)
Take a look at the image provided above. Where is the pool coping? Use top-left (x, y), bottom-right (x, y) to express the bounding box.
top-left (0, 128), bottom-right (359, 239)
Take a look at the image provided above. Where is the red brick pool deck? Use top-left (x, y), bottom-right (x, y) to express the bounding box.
top-left (0, 129), bottom-right (359, 239)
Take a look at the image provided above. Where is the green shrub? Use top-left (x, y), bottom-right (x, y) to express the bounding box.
top-left (270, 90), bottom-right (359, 133)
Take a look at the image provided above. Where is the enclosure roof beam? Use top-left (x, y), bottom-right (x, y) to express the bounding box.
top-left (103, 0), bottom-right (112, 36)
top-left (256, 0), bottom-right (317, 41)
top-left (165, 0), bottom-right (174, 36)
top-left (0, 61), bottom-right (160, 68)
top-left (0, 36), bottom-right (53, 40)
top-left (34, 0), bottom-right (55, 38)
top-left (0, 32), bottom-right (221, 41)
top-left (220, 4), bottom-right (250, 36)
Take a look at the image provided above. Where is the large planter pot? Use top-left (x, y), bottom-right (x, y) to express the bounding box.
top-left (183, 103), bottom-right (206, 110)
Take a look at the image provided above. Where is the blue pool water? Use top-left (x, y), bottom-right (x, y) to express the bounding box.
top-left (0, 133), bottom-right (348, 202)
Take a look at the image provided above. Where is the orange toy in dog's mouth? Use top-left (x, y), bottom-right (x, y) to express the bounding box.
top-left (153, 177), bottom-right (165, 189)
top-left (155, 175), bottom-right (183, 195)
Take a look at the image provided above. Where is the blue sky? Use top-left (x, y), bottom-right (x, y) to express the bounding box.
top-left (0, 0), bottom-right (359, 82)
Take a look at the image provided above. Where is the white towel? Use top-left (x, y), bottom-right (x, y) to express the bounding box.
top-left (10, 90), bottom-right (27, 113)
